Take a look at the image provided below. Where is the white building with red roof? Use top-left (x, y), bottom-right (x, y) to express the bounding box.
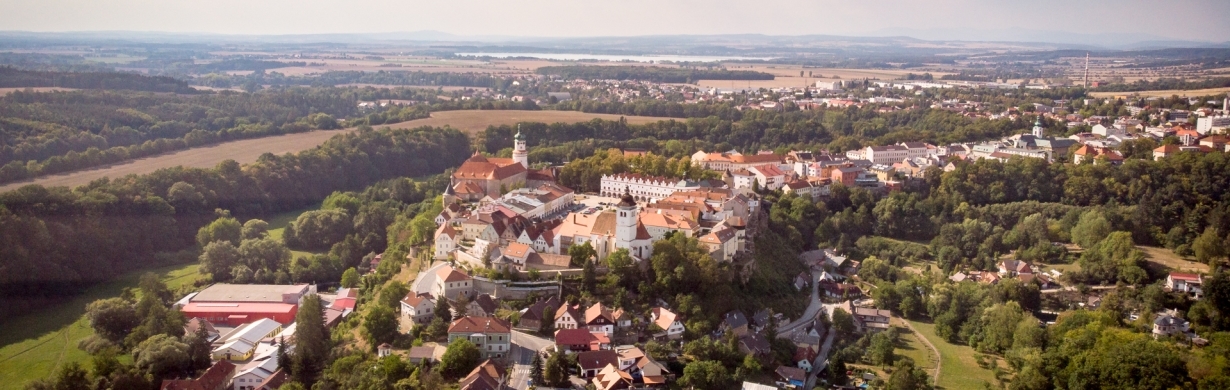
top-left (433, 266), bottom-right (473, 302)
top-left (1166, 272), bottom-right (1203, 297)
top-left (448, 316), bottom-right (512, 359)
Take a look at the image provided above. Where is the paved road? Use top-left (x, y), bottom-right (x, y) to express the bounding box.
top-left (411, 261), bottom-right (449, 295)
top-left (805, 323), bottom-right (838, 390)
top-left (509, 330), bottom-right (554, 390)
top-left (780, 269), bottom-right (823, 333)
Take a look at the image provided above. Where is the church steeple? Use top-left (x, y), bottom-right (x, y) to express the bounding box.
top-left (513, 124), bottom-right (528, 168)
top-left (1032, 117), bottom-right (1044, 138)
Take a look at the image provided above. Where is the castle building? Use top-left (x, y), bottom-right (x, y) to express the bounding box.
top-left (513, 126), bottom-right (529, 168)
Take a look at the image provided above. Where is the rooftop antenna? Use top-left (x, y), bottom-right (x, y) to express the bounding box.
top-left (1083, 52), bottom-right (1090, 88)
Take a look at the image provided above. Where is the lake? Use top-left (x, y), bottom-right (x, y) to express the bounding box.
top-left (455, 52), bottom-right (773, 63)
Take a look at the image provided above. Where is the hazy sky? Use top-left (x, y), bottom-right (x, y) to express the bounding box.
top-left (2, 0), bottom-right (1228, 43)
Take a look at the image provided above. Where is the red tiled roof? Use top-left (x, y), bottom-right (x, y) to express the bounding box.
top-left (449, 316), bottom-right (511, 334)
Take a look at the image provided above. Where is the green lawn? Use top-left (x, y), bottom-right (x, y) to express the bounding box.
top-left (0, 262), bottom-right (199, 390)
top-left (906, 320), bottom-right (999, 390)
top-left (265, 206), bottom-right (320, 260)
top-left (894, 325), bottom-right (939, 377)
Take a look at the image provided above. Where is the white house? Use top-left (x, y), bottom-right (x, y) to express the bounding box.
top-left (651, 307), bottom-right (685, 339)
top-left (400, 292), bottom-right (436, 325)
top-left (1166, 272), bottom-right (1203, 297)
top-left (432, 267), bottom-right (473, 302)
top-left (434, 224), bottom-right (457, 259)
top-left (748, 164), bottom-right (787, 191)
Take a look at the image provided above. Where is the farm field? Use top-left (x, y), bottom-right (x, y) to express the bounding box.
top-left (698, 65), bottom-right (955, 89)
top-left (0, 262), bottom-right (200, 390)
top-left (0, 128), bottom-right (351, 193)
top-left (906, 319), bottom-right (1000, 390)
top-left (376, 109), bottom-right (673, 136)
top-left (1089, 87), bottom-right (1230, 98)
top-left (0, 110), bottom-right (672, 193)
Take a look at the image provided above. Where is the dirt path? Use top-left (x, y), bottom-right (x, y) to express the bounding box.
top-left (901, 320), bottom-right (942, 387)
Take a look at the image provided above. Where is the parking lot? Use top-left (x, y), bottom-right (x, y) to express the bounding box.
top-left (572, 194), bottom-right (629, 214)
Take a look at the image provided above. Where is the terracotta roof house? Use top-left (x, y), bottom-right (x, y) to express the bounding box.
top-left (577, 350), bottom-right (620, 378)
top-left (459, 359), bottom-right (508, 390)
top-left (585, 302), bottom-right (617, 335)
top-left (467, 293), bottom-right (500, 318)
top-left (650, 307), bottom-right (685, 339)
top-left (160, 360), bottom-right (235, 390)
top-left (448, 316), bottom-right (512, 359)
top-left (555, 328), bottom-right (603, 353)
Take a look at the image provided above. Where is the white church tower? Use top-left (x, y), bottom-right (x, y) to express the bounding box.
top-left (615, 187), bottom-right (638, 252)
top-left (513, 125), bottom-right (529, 168)
top-left (1032, 117), bottom-right (1044, 138)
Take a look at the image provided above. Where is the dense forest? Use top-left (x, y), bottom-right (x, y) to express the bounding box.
top-left (0, 66), bottom-right (196, 93)
top-left (0, 125), bottom-right (470, 312)
top-left (536, 65), bottom-right (775, 83)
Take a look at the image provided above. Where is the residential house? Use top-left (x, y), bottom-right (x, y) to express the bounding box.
top-left (614, 345), bottom-right (671, 386)
top-left (160, 361), bottom-right (234, 390)
top-left (185, 318), bottom-right (220, 343)
top-left (698, 227), bottom-right (739, 262)
top-left (459, 359), bottom-right (508, 390)
top-left (795, 346), bottom-right (818, 372)
top-left (1073, 145), bottom-right (1124, 165)
top-left (612, 308), bottom-right (635, 329)
top-left (585, 303), bottom-right (617, 335)
top-left (998, 260), bottom-right (1034, 277)
top-left (556, 328), bottom-right (606, 353)
top-left (1153, 314), bottom-right (1190, 338)
top-left (467, 294), bottom-right (499, 318)
top-left (578, 350), bottom-right (620, 378)
top-left (517, 297), bottom-right (560, 331)
top-left (748, 164), bottom-right (787, 191)
top-left (433, 267), bottom-right (474, 302)
top-left (850, 303), bottom-right (892, 332)
top-left (448, 316), bottom-right (512, 359)
top-left (555, 302), bottom-right (583, 330)
top-left (591, 364), bottom-right (634, 390)
top-left (232, 352), bottom-right (280, 390)
top-left (721, 310), bottom-right (750, 337)
top-left (435, 223), bottom-right (458, 259)
top-left (249, 370), bottom-right (287, 390)
top-left (650, 307), bottom-right (685, 339)
top-left (775, 366), bottom-right (808, 389)
top-left (738, 333), bottom-right (771, 357)
top-left (401, 292), bottom-right (436, 326)
top-left (1166, 272), bottom-right (1204, 297)
top-left (408, 346), bottom-right (437, 365)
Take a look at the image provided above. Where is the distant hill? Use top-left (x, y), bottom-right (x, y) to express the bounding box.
top-left (0, 67), bottom-right (196, 93)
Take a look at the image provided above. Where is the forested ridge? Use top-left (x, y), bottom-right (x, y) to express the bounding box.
top-left (0, 66), bottom-right (195, 93)
top-left (0, 125), bottom-right (469, 312)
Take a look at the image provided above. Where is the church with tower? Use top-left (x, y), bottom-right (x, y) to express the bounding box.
top-left (447, 127), bottom-right (555, 202)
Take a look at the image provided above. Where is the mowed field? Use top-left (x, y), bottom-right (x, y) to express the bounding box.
top-left (907, 319), bottom-right (1000, 390)
top-left (0, 262), bottom-right (200, 390)
top-left (0, 110), bottom-right (674, 192)
top-left (1089, 87), bottom-right (1230, 98)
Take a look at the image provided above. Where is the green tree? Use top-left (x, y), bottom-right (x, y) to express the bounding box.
top-left (886, 359), bottom-right (931, 390)
top-left (196, 215), bottom-right (242, 247)
top-left (680, 360), bottom-right (730, 389)
top-left (867, 331), bottom-right (896, 366)
top-left (84, 298), bottom-right (139, 343)
top-left (582, 256), bottom-right (596, 294)
top-left (832, 308), bottom-right (856, 337)
top-left (1071, 210), bottom-right (1112, 249)
top-left (439, 338), bottom-right (481, 379)
top-left (531, 351), bottom-right (545, 386)
top-left (435, 296), bottom-right (453, 323)
top-left (341, 267), bottom-right (360, 288)
top-left (241, 219), bottom-right (270, 240)
top-left (133, 334), bottom-right (190, 378)
top-left (380, 281), bottom-right (411, 309)
top-left (569, 241), bottom-right (597, 267)
top-left (199, 241), bottom-right (241, 281)
top-left (363, 305), bottom-right (400, 351)
top-left (544, 350), bottom-right (569, 387)
top-left (1193, 227), bottom-right (1227, 266)
top-left (291, 294), bottom-right (330, 386)
top-left (185, 324), bottom-right (213, 371)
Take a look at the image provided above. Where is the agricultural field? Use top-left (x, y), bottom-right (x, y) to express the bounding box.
top-left (377, 109), bottom-right (672, 136)
top-left (0, 109), bottom-right (672, 193)
top-left (698, 64), bottom-right (955, 89)
top-left (1138, 245), bottom-right (1209, 274)
top-left (1089, 87), bottom-right (1230, 98)
top-left (906, 319), bottom-right (1001, 390)
top-left (0, 262), bottom-right (200, 390)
